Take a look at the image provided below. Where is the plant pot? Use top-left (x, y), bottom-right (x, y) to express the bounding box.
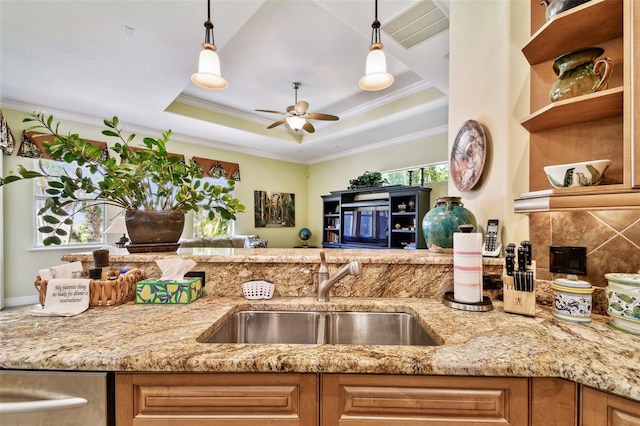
top-left (125, 209), bottom-right (185, 251)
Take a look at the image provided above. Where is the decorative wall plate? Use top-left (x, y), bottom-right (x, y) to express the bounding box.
top-left (450, 119), bottom-right (487, 192)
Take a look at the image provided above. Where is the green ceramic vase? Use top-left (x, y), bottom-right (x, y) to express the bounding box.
top-left (422, 197), bottom-right (477, 253)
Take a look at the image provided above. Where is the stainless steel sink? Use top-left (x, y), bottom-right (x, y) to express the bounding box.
top-left (198, 310), bottom-right (440, 346)
top-left (199, 311), bottom-right (323, 344)
top-left (324, 311), bottom-right (438, 346)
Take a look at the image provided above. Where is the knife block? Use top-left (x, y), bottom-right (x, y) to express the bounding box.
top-left (503, 262), bottom-right (536, 317)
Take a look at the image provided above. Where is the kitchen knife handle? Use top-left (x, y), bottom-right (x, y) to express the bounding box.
top-left (506, 253), bottom-right (515, 276)
top-left (517, 247), bottom-right (527, 271)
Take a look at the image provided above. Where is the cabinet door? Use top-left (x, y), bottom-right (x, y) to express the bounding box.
top-left (321, 374), bottom-right (528, 426)
top-left (530, 377), bottom-right (578, 426)
top-left (581, 386), bottom-right (640, 426)
top-left (116, 372), bottom-right (318, 426)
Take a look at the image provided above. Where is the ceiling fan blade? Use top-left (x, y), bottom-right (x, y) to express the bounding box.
top-left (294, 101), bottom-right (309, 114)
top-left (302, 121), bottom-right (315, 133)
top-left (256, 109), bottom-right (286, 115)
top-left (267, 119), bottom-right (287, 129)
top-left (308, 113), bottom-right (339, 121)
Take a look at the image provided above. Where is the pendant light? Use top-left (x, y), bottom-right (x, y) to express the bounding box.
top-left (359, 0), bottom-right (394, 91)
top-left (191, 0), bottom-right (228, 90)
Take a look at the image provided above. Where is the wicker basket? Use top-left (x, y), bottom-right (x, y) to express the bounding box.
top-left (34, 268), bottom-right (144, 307)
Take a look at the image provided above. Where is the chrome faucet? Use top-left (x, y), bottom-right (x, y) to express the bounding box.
top-left (317, 251), bottom-right (362, 302)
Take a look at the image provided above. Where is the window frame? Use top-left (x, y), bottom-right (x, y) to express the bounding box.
top-left (32, 158), bottom-right (107, 248)
top-left (381, 161), bottom-right (449, 186)
top-left (191, 176), bottom-right (236, 238)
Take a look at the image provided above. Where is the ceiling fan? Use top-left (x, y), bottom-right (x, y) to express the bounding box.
top-left (256, 82), bottom-right (339, 134)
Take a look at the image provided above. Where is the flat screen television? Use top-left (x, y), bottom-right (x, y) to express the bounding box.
top-left (342, 207), bottom-right (389, 246)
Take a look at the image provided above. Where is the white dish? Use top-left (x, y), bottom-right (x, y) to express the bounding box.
top-left (544, 159), bottom-right (610, 188)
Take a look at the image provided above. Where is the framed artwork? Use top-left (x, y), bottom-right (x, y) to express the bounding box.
top-left (254, 190), bottom-right (295, 227)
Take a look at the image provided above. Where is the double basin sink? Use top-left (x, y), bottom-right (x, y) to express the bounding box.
top-left (198, 310), bottom-right (440, 346)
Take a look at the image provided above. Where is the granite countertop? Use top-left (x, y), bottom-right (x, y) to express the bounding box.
top-left (1, 296), bottom-right (639, 402)
top-left (62, 247), bottom-right (506, 265)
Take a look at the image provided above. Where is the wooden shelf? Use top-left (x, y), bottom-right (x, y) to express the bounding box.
top-left (515, 0), bottom-right (638, 213)
top-left (521, 87), bottom-right (623, 132)
top-left (514, 188), bottom-right (640, 213)
top-left (522, 0), bottom-right (623, 65)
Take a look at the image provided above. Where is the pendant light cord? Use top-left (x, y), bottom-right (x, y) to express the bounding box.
top-left (204, 0), bottom-right (215, 45)
top-left (370, 0), bottom-right (381, 45)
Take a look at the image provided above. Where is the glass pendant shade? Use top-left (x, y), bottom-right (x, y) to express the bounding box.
top-left (286, 116), bottom-right (306, 131)
top-left (359, 46), bottom-right (394, 91)
top-left (191, 43), bottom-right (228, 90)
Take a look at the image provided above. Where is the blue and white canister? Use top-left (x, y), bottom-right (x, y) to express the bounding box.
top-left (551, 275), bottom-right (594, 322)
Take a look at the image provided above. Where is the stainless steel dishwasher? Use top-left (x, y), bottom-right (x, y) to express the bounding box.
top-left (0, 370), bottom-right (114, 425)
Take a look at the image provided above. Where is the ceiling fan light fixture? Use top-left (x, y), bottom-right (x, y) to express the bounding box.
top-left (286, 115), bottom-right (306, 132)
top-left (192, 0), bottom-right (227, 90)
top-left (360, 0), bottom-right (394, 91)
top-left (359, 43), bottom-right (394, 91)
top-left (191, 43), bottom-right (228, 90)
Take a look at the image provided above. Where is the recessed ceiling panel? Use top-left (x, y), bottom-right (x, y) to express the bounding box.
top-left (383, 0), bottom-right (449, 49)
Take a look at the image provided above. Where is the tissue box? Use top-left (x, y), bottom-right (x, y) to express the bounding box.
top-left (135, 277), bottom-right (202, 304)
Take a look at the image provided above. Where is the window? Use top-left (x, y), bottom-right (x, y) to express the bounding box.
top-left (382, 162), bottom-right (449, 186)
top-left (33, 159), bottom-right (106, 247)
top-left (192, 176), bottom-right (235, 238)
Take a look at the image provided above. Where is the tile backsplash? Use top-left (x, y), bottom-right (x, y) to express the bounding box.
top-left (529, 210), bottom-right (640, 287)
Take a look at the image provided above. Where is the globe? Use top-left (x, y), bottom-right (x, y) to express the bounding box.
top-left (297, 228), bottom-right (312, 246)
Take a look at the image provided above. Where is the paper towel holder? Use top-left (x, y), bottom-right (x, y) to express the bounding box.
top-left (442, 292), bottom-right (494, 312)
top-left (443, 224), bottom-right (494, 311)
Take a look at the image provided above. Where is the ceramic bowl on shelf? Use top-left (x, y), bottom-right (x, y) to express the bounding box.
top-left (543, 159), bottom-right (611, 188)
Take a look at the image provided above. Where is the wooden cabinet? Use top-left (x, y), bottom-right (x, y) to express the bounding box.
top-left (115, 373), bottom-right (640, 426)
top-left (515, 0), bottom-right (640, 212)
top-left (321, 185), bottom-right (431, 249)
top-left (321, 195), bottom-right (341, 247)
top-left (321, 374), bottom-right (528, 426)
top-left (115, 372), bottom-right (318, 426)
top-left (389, 188), bottom-right (430, 249)
top-left (581, 386), bottom-right (640, 426)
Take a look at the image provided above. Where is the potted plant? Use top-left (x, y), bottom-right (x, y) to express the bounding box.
top-left (348, 170), bottom-right (388, 189)
top-left (0, 112), bottom-right (245, 247)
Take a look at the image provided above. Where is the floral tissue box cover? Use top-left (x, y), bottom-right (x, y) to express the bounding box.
top-left (135, 277), bottom-right (202, 304)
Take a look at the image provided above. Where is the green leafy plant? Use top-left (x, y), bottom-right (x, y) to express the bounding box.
top-left (0, 112), bottom-right (245, 245)
top-left (348, 171), bottom-right (388, 189)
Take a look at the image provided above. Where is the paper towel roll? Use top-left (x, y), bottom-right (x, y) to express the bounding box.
top-left (453, 232), bottom-right (483, 303)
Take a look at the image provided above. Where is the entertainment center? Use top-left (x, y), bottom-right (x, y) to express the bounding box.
top-left (321, 186), bottom-right (431, 249)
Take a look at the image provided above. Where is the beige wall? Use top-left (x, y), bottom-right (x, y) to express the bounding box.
top-left (447, 0), bottom-right (530, 243)
top-left (1, 0), bottom-right (534, 303)
top-left (306, 131), bottom-right (449, 247)
top-left (1, 108), bottom-right (310, 301)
